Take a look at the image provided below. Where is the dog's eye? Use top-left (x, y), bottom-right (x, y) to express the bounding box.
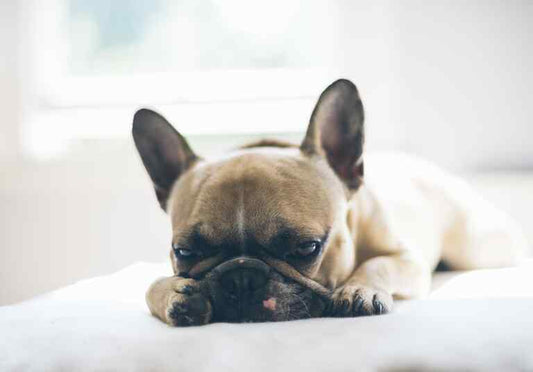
top-left (294, 241), bottom-right (321, 257)
top-left (177, 249), bottom-right (194, 257)
top-left (172, 243), bottom-right (196, 258)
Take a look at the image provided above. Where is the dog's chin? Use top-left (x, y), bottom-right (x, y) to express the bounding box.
top-left (206, 271), bottom-right (325, 323)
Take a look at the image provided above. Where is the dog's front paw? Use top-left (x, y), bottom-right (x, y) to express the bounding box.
top-left (165, 278), bottom-right (213, 327)
top-left (325, 284), bottom-right (392, 317)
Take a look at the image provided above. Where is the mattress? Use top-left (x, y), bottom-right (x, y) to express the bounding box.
top-left (1, 261), bottom-right (532, 371)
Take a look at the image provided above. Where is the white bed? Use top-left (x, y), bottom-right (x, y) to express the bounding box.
top-left (1, 261), bottom-right (532, 371)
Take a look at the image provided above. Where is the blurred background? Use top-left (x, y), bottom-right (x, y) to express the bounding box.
top-left (1, 0), bottom-right (532, 305)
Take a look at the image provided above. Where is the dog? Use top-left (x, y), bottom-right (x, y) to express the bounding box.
top-left (132, 79), bottom-right (526, 325)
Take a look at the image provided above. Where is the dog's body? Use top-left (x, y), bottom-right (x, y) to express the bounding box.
top-left (133, 80), bottom-right (526, 326)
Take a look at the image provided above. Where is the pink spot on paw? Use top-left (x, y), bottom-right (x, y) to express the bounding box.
top-left (263, 297), bottom-right (277, 311)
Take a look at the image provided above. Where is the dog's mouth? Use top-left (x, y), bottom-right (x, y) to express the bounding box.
top-left (208, 270), bottom-right (325, 323)
top-left (197, 256), bottom-right (328, 323)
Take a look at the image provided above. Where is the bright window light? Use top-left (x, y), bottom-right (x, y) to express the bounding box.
top-left (22, 0), bottom-right (343, 158)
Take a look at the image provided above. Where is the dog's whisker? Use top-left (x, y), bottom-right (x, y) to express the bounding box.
top-left (291, 293), bottom-right (311, 319)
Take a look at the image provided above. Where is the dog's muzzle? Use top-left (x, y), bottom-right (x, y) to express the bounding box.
top-left (198, 255), bottom-right (331, 322)
top-left (210, 256), bottom-right (271, 299)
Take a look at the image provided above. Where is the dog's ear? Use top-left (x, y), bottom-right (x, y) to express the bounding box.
top-left (301, 79), bottom-right (364, 190)
top-left (132, 109), bottom-right (199, 211)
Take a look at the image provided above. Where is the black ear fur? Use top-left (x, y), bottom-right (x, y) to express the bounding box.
top-left (132, 109), bottom-right (198, 211)
top-left (301, 79), bottom-right (365, 190)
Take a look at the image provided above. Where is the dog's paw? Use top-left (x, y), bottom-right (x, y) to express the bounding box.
top-left (165, 278), bottom-right (213, 327)
top-left (325, 284), bottom-right (392, 317)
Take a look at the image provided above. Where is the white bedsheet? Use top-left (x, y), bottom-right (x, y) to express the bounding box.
top-left (1, 261), bottom-right (532, 371)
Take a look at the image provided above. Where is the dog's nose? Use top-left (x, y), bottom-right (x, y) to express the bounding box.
top-left (213, 257), bottom-right (270, 298)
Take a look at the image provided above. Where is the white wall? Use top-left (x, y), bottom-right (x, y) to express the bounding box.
top-left (1, 0), bottom-right (532, 305)
top-left (0, 1), bottom-right (21, 160)
top-left (331, 0), bottom-right (533, 169)
top-left (389, 0), bottom-right (533, 170)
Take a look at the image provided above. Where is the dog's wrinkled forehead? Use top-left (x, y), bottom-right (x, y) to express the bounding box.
top-left (168, 147), bottom-right (343, 248)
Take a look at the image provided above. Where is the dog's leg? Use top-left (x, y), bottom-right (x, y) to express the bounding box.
top-left (326, 253), bottom-right (431, 316)
top-left (146, 276), bottom-right (213, 326)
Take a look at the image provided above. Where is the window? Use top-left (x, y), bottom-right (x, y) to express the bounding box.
top-left (23, 0), bottom-right (342, 157)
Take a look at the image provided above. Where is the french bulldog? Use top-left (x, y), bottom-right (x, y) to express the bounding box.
top-left (132, 79), bottom-right (526, 326)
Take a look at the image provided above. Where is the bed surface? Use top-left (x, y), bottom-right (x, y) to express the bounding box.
top-left (1, 261), bottom-right (532, 371)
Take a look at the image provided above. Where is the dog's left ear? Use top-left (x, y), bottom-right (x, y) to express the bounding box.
top-left (132, 108), bottom-right (199, 211)
top-left (301, 79), bottom-right (364, 190)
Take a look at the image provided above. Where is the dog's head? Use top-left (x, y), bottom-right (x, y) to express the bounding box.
top-left (133, 79), bottom-right (365, 322)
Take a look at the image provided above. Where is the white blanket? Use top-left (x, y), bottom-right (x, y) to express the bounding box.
top-left (1, 261), bottom-right (532, 371)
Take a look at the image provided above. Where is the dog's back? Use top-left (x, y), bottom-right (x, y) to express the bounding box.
top-left (359, 152), bottom-right (527, 270)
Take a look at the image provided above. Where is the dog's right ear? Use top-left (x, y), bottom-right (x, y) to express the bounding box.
top-left (132, 109), bottom-right (199, 211)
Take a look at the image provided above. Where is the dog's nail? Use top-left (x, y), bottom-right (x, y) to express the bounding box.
top-left (341, 299), bottom-right (351, 314)
top-left (352, 297), bottom-right (364, 315)
top-left (372, 294), bottom-right (386, 314)
top-left (182, 315), bottom-right (195, 326)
